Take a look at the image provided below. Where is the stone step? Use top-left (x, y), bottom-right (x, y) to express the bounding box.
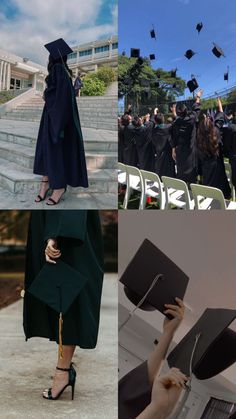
top-left (0, 157), bottom-right (117, 194)
top-left (0, 114), bottom-right (117, 130)
top-left (9, 108), bottom-right (118, 117)
top-left (0, 140), bottom-right (117, 170)
top-left (0, 130), bottom-right (117, 151)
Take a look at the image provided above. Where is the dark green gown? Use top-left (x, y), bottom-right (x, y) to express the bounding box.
top-left (23, 210), bottom-right (104, 349)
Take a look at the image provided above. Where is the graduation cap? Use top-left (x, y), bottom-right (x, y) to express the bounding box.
top-left (187, 78), bottom-right (199, 93)
top-left (168, 308), bottom-right (236, 380)
top-left (28, 260), bottom-right (87, 358)
top-left (119, 239), bottom-right (189, 316)
top-left (155, 81), bottom-right (160, 88)
top-left (44, 38), bottom-right (73, 60)
top-left (212, 43), bottom-right (226, 58)
top-left (171, 69), bottom-right (177, 78)
top-left (173, 83), bottom-right (177, 89)
top-left (185, 49), bottom-right (196, 60)
top-left (157, 73), bottom-right (161, 79)
top-left (149, 54), bottom-right (156, 61)
top-left (224, 67), bottom-right (229, 81)
top-left (196, 22), bottom-right (203, 34)
top-left (137, 57), bottom-right (144, 66)
top-left (150, 29), bottom-right (156, 39)
top-left (130, 48), bottom-right (140, 58)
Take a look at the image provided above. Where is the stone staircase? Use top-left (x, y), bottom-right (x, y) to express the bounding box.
top-left (0, 91), bottom-right (117, 197)
top-left (1, 93), bottom-right (117, 131)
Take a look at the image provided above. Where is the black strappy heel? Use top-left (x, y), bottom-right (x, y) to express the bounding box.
top-left (35, 180), bottom-right (50, 203)
top-left (43, 363), bottom-right (76, 400)
top-left (46, 188), bottom-right (67, 206)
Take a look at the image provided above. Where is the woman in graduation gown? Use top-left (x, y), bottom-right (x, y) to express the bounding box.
top-left (34, 39), bottom-right (88, 206)
top-left (122, 116), bottom-right (139, 167)
top-left (23, 210), bottom-right (104, 400)
top-left (119, 299), bottom-right (187, 419)
top-left (132, 116), bottom-right (154, 172)
top-left (172, 91), bottom-right (203, 184)
top-left (197, 98), bottom-right (231, 199)
top-left (152, 113), bottom-right (176, 179)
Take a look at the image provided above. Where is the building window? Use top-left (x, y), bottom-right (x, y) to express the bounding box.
top-left (95, 45), bottom-right (109, 53)
top-left (79, 49), bottom-right (92, 57)
top-left (68, 52), bottom-right (77, 61)
top-left (112, 43), bottom-right (118, 50)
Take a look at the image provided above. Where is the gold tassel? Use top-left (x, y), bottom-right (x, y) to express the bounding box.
top-left (59, 313), bottom-right (63, 359)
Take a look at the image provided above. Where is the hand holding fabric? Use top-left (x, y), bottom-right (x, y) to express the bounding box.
top-left (45, 239), bottom-right (61, 264)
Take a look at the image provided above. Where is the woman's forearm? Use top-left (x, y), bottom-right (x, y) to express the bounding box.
top-left (147, 330), bottom-right (174, 384)
top-left (136, 403), bottom-right (166, 419)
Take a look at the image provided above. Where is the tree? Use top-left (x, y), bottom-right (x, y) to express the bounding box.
top-left (81, 74), bottom-right (106, 96)
top-left (96, 66), bottom-right (117, 87)
top-left (118, 55), bottom-right (186, 114)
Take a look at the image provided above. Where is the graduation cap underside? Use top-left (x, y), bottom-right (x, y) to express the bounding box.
top-left (28, 260), bottom-right (87, 357)
top-left (44, 38), bottom-right (73, 60)
top-left (119, 239), bottom-right (189, 317)
top-left (150, 54), bottom-right (156, 61)
top-left (168, 308), bottom-right (236, 380)
top-left (212, 43), bottom-right (226, 58)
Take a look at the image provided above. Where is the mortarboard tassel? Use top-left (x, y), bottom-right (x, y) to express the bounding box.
top-left (59, 312), bottom-right (64, 359)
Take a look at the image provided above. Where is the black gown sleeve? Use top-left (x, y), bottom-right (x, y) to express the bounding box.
top-left (44, 63), bottom-right (73, 144)
top-left (44, 210), bottom-right (88, 244)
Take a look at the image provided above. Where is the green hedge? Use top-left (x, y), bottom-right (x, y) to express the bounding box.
top-left (81, 66), bottom-right (117, 96)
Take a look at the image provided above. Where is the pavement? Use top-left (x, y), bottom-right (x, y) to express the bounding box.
top-left (0, 274), bottom-right (118, 419)
top-left (0, 188), bottom-right (117, 210)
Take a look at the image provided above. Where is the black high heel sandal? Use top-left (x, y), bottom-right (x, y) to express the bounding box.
top-left (46, 188), bottom-right (67, 206)
top-left (35, 180), bottom-right (50, 203)
top-left (43, 363), bottom-right (76, 400)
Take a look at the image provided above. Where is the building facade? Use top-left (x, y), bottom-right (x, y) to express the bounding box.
top-left (0, 48), bottom-right (46, 92)
top-left (67, 36), bottom-right (118, 76)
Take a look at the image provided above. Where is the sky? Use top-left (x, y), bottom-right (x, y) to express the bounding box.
top-left (0, 0), bottom-right (117, 65)
top-left (119, 0), bottom-right (236, 98)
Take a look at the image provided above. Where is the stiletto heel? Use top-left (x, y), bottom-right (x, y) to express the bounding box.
top-left (35, 180), bottom-right (50, 203)
top-left (43, 363), bottom-right (76, 400)
top-left (46, 188), bottom-right (67, 206)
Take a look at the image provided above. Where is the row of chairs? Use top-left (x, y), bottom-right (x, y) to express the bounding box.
top-left (118, 163), bottom-right (236, 210)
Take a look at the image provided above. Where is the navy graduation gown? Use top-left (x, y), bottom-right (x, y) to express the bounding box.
top-left (33, 63), bottom-right (88, 189)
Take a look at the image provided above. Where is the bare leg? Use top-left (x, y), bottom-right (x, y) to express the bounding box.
top-left (35, 176), bottom-right (49, 202)
top-left (43, 345), bottom-right (76, 398)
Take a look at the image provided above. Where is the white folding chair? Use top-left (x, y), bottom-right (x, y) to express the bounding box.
top-left (123, 165), bottom-right (143, 209)
top-left (224, 160), bottom-right (236, 201)
top-left (118, 162), bottom-right (127, 208)
top-left (162, 177), bottom-right (194, 210)
top-left (140, 170), bottom-right (165, 210)
top-left (118, 162), bottom-right (127, 186)
top-left (190, 183), bottom-right (236, 210)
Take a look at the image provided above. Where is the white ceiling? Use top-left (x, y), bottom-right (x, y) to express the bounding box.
top-left (118, 211), bottom-right (236, 392)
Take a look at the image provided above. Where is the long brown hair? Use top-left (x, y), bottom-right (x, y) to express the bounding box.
top-left (197, 115), bottom-right (219, 157)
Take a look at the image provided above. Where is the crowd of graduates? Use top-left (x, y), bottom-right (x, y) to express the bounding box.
top-left (118, 90), bottom-right (236, 200)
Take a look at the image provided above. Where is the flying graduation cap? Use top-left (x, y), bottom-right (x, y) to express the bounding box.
top-left (212, 43), bottom-right (226, 58)
top-left (149, 54), bottom-right (156, 61)
top-left (224, 67), bottom-right (229, 82)
top-left (130, 48), bottom-right (141, 58)
top-left (150, 28), bottom-right (156, 40)
top-left (171, 68), bottom-right (177, 78)
top-left (185, 49), bottom-right (196, 60)
top-left (196, 22), bottom-right (203, 34)
top-left (187, 77), bottom-right (199, 93)
top-left (28, 260), bottom-right (88, 359)
top-left (168, 308), bottom-right (236, 380)
top-left (119, 239), bottom-right (189, 316)
top-left (44, 38), bottom-right (73, 60)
